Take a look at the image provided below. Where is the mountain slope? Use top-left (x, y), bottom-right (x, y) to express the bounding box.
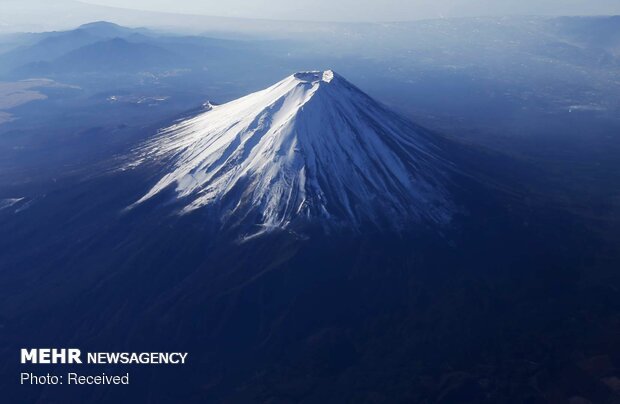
top-left (132, 70), bottom-right (455, 232)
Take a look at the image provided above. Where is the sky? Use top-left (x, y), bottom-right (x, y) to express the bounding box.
top-left (1, 0), bottom-right (619, 34)
top-left (79, 0), bottom-right (620, 21)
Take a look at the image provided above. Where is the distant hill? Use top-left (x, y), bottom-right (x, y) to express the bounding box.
top-left (0, 30), bottom-right (100, 72)
top-left (59, 38), bottom-right (179, 71)
top-left (76, 21), bottom-right (150, 38)
top-left (15, 38), bottom-right (180, 75)
top-left (0, 22), bottom-right (153, 74)
top-left (1, 21), bottom-right (273, 79)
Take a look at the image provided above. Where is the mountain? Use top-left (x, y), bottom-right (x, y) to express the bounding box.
top-left (55, 38), bottom-right (177, 71)
top-left (0, 69), bottom-right (613, 404)
top-left (0, 21), bottom-right (273, 80)
top-left (13, 37), bottom-right (180, 76)
top-left (0, 29), bottom-right (100, 72)
top-left (76, 21), bottom-right (149, 38)
top-left (0, 22), bottom-right (152, 74)
top-left (131, 70), bottom-right (454, 233)
top-left (1, 18), bottom-right (619, 404)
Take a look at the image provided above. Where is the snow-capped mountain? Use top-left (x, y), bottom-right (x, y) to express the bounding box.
top-left (131, 70), bottom-right (454, 232)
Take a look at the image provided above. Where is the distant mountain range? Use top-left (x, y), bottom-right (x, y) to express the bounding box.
top-left (0, 21), bottom-right (264, 78)
top-left (0, 22), bottom-right (153, 73)
top-left (16, 38), bottom-right (179, 75)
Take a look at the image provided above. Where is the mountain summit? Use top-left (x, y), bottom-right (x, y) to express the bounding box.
top-left (131, 70), bottom-right (454, 232)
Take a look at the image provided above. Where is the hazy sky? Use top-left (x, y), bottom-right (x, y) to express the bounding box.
top-left (80, 0), bottom-right (620, 21)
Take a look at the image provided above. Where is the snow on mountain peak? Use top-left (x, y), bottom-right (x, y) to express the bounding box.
top-left (130, 71), bottom-right (454, 232)
top-left (294, 70), bottom-right (334, 83)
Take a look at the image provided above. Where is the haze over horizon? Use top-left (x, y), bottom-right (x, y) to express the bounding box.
top-left (1, 0), bottom-right (620, 34)
top-left (78, 0), bottom-right (620, 22)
